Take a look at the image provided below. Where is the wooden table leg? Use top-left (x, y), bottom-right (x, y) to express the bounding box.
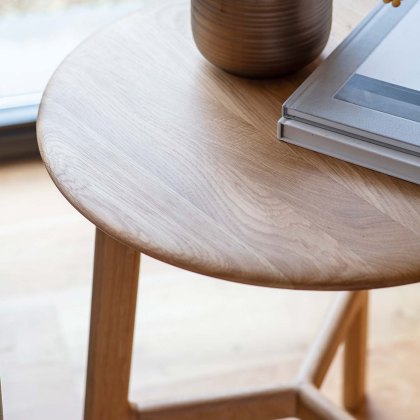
top-left (82, 242), bottom-right (368, 420)
top-left (297, 291), bottom-right (364, 388)
top-left (296, 291), bottom-right (369, 419)
top-left (343, 290), bottom-right (368, 414)
top-left (84, 228), bottom-right (140, 420)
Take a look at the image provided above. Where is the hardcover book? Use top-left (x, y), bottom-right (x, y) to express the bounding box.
top-left (278, 0), bottom-right (420, 184)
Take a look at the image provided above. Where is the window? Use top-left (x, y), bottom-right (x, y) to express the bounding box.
top-left (0, 0), bottom-right (141, 159)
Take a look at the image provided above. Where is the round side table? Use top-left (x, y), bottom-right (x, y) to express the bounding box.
top-left (37, 0), bottom-right (420, 419)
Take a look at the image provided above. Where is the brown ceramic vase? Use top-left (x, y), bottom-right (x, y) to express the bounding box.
top-left (191, 0), bottom-right (333, 78)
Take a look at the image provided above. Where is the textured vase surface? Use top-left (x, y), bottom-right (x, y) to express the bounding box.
top-left (191, 0), bottom-right (333, 78)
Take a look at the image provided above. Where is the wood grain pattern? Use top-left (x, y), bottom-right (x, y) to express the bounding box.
top-left (84, 229), bottom-right (140, 420)
top-left (2, 159), bottom-right (420, 419)
top-left (37, 0), bottom-right (420, 290)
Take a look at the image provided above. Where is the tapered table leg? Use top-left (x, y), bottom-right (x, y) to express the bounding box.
top-left (84, 228), bottom-right (140, 420)
top-left (343, 290), bottom-right (368, 413)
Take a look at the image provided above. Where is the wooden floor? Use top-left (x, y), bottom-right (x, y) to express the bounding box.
top-left (1, 158), bottom-right (420, 419)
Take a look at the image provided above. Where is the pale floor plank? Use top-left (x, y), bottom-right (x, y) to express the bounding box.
top-left (1, 159), bottom-right (420, 419)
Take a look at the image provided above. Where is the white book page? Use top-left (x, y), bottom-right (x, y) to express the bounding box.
top-left (356, 1), bottom-right (420, 91)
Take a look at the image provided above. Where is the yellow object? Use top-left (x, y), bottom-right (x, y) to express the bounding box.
top-left (384, 0), bottom-right (401, 6)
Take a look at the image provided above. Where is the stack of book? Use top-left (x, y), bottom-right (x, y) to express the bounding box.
top-left (279, 0), bottom-right (420, 184)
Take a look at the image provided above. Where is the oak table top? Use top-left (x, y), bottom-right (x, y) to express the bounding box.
top-left (37, 0), bottom-right (420, 291)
